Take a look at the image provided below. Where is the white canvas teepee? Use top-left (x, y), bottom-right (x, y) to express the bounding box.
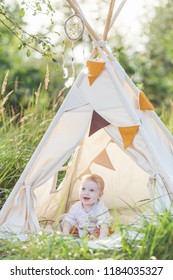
top-left (0, 0), bottom-right (173, 236)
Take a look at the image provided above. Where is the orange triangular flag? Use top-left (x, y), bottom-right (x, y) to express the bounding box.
top-left (93, 148), bottom-right (115, 170)
top-left (87, 61), bottom-right (105, 76)
top-left (87, 61), bottom-right (105, 85)
top-left (139, 91), bottom-right (155, 110)
top-left (88, 76), bottom-right (96, 86)
top-left (118, 126), bottom-right (139, 149)
top-left (89, 110), bottom-right (110, 136)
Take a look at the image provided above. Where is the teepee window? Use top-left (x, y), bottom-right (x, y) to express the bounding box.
top-left (56, 166), bottom-right (68, 190)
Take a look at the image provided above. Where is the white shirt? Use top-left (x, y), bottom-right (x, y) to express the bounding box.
top-left (63, 200), bottom-right (111, 237)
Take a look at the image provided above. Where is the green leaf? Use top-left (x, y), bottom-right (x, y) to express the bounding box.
top-left (26, 49), bottom-right (31, 57)
top-left (52, 58), bottom-right (58, 63)
top-left (19, 8), bottom-right (25, 18)
top-left (18, 44), bottom-right (23, 50)
top-left (35, 2), bottom-right (42, 12)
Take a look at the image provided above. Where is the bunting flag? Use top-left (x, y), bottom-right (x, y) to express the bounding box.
top-left (78, 167), bottom-right (91, 179)
top-left (118, 126), bottom-right (139, 149)
top-left (139, 91), bottom-right (155, 110)
top-left (92, 148), bottom-right (115, 170)
top-left (88, 76), bottom-right (97, 86)
top-left (89, 110), bottom-right (110, 136)
top-left (87, 61), bottom-right (105, 85)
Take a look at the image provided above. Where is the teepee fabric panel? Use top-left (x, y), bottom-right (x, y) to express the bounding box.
top-left (0, 184), bottom-right (40, 234)
top-left (34, 175), bottom-right (67, 222)
top-left (147, 174), bottom-right (172, 212)
top-left (105, 125), bottom-right (156, 175)
top-left (123, 78), bottom-right (139, 109)
top-left (80, 67), bottom-right (129, 110)
top-left (0, 110), bottom-right (92, 233)
top-left (99, 108), bottom-right (140, 127)
top-left (79, 67), bottom-right (141, 127)
top-left (37, 147), bottom-right (84, 221)
top-left (106, 121), bottom-right (173, 210)
top-left (111, 60), bottom-right (126, 83)
top-left (26, 110), bottom-right (91, 180)
top-left (72, 129), bottom-right (112, 178)
top-left (111, 58), bottom-right (143, 111)
top-left (90, 162), bottom-right (149, 210)
top-left (140, 111), bottom-right (173, 178)
top-left (64, 85), bottom-right (89, 111)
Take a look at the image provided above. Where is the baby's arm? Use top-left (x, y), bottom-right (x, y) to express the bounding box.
top-left (61, 202), bottom-right (78, 235)
top-left (62, 221), bottom-right (72, 235)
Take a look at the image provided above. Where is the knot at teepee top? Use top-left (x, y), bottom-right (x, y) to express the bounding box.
top-left (93, 41), bottom-right (107, 48)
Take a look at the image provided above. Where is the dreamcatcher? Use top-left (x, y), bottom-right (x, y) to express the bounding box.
top-left (62, 14), bottom-right (85, 90)
top-left (64, 14), bottom-right (84, 41)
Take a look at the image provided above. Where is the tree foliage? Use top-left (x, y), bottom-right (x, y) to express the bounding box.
top-left (0, 0), bottom-right (131, 116)
top-left (0, 0), bottom-right (59, 60)
top-left (0, 1), bottom-right (71, 115)
top-left (1, 0), bottom-right (173, 110)
top-left (133, 0), bottom-right (173, 108)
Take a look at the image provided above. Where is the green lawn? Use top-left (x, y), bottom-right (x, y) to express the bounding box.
top-left (0, 211), bottom-right (173, 260)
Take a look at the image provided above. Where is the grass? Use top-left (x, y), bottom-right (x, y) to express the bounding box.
top-left (0, 211), bottom-right (173, 260)
top-left (0, 72), bottom-right (173, 260)
top-left (0, 70), bottom-right (64, 208)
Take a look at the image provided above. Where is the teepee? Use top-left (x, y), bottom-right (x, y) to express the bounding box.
top-left (0, 0), bottom-right (173, 236)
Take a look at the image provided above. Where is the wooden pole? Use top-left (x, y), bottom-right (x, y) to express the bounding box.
top-left (66, 0), bottom-right (127, 60)
top-left (66, 0), bottom-right (100, 41)
top-left (102, 0), bottom-right (116, 41)
top-left (109, 0), bottom-right (127, 30)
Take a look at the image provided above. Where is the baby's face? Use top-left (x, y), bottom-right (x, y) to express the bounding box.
top-left (79, 179), bottom-right (102, 209)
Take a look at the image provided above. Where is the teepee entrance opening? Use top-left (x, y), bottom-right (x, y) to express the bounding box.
top-left (34, 127), bottom-right (151, 227)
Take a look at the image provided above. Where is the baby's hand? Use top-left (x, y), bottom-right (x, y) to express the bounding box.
top-left (87, 228), bottom-right (100, 239)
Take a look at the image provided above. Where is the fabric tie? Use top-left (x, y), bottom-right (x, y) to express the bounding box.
top-left (24, 185), bottom-right (36, 224)
top-left (13, 183), bottom-right (39, 231)
top-left (14, 184), bottom-right (36, 207)
top-left (149, 173), bottom-right (163, 188)
top-left (93, 41), bottom-right (107, 48)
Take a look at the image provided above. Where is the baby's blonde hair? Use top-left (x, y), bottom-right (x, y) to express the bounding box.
top-left (81, 174), bottom-right (105, 192)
